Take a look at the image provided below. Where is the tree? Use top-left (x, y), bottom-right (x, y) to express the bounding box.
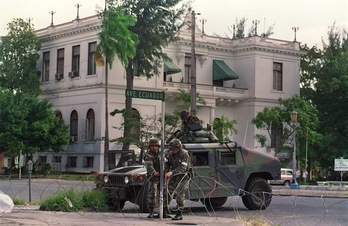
top-left (225, 17), bottom-right (274, 39)
top-left (108, 0), bottom-right (189, 167)
top-left (110, 109), bottom-right (163, 168)
top-left (300, 44), bottom-right (322, 101)
top-left (304, 25), bottom-right (348, 168)
top-left (96, 6), bottom-right (138, 68)
top-left (212, 115), bottom-right (237, 141)
top-left (95, 5), bottom-right (139, 171)
top-left (0, 18), bottom-right (41, 96)
top-left (176, 88), bottom-right (206, 109)
top-left (0, 89), bottom-right (69, 158)
top-left (251, 96), bottom-right (319, 154)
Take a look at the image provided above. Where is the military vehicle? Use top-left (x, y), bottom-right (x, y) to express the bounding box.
top-left (95, 131), bottom-right (281, 212)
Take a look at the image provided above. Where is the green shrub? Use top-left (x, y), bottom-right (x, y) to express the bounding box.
top-left (39, 189), bottom-right (108, 212)
top-left (81, 189), bottom-right (108, 211)
top-left (39, 189), bottom-right (83, 212)
top-left (13, 197), bottom-right (26, 205)
top-left (44, 163), bottom-right (52, 176)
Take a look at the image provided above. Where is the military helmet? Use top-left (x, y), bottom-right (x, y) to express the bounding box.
top-left (169, 139), bottom-right (182, 150)
top-left (148, 138), bottom-right (160, 147)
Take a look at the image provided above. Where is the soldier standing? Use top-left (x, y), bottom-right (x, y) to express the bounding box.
top-left (143, 138), bottom-right (161, 218)
top-left (164, 139), bottom-right (191, 221)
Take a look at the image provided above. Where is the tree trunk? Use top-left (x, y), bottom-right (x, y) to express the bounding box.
top-left (117, 62), bottom-right (134, 167)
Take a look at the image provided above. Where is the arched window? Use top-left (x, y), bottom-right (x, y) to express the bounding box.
top-left (70, 110), bottom-right (78, 142)
top-left (86, 109), bottom-right (95, 141)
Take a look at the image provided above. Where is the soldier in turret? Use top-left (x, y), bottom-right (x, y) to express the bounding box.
top-left (180, 110), bottom-right (202, 132)
top-left (178, 110), bottom-right (218, 143)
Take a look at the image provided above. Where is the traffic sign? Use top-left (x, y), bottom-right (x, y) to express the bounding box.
top-left (334, 158), bottom-right (348, 171)
top-left (125, 89), bottom-right (165, 101)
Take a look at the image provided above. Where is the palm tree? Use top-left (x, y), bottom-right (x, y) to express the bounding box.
top-left (95, 5), bottom-right (138, 171)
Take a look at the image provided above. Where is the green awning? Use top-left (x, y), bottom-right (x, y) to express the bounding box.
top-left (164, 60), bottom-right (181, 75)
top-left (213, 60), bottom-right (239, 80)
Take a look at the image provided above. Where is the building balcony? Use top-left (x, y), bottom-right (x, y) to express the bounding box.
top-left (163, 81), bottom-right (248, 106)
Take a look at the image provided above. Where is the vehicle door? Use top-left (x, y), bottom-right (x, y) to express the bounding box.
top-left (188, 150), bottom-right (216, 199)
top-left (215, 147), bottom-right (245, 194)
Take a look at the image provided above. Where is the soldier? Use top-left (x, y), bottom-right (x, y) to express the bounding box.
top-left (178, 110), bottom-right (218, 143)
top-left (180, 110), bottom-right (202, 132)
top-left (164, 139), bottom-right (191, 221)
top-left (143, 138), bottom-right (161, 218)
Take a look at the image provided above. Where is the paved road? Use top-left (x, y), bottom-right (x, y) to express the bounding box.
top-left (0, 179), bottom-right (94, 202)
top-left (1, 179), bottom-right (347, 226)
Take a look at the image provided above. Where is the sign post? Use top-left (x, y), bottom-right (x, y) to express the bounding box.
top-left (334, 158), bottom-right (348, 183)
top-left (125, 89), bottom-right (165, 219)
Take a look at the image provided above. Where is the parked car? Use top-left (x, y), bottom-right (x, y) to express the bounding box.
top-left (269, 168), bottom-right (293, 186)
top-left (95, 139), bottom-right (281, 212)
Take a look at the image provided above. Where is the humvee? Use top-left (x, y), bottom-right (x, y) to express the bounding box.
top-left (95, 138), bottom-right (281, 212)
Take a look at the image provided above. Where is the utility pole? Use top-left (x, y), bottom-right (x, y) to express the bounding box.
top-left (103, 0), bottom-right (109, 172)
top-left (190, 11), bottom-right (198, 116)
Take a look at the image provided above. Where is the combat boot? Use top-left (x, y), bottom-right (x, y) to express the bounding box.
top-left (147, 207), bottom-right (155, 218)
top-left (154, 207), bottom-right (171, 218)
top-left (172, 210), bottom-right (183, 220)
top-left (163, 207), bottom-right (172, 218)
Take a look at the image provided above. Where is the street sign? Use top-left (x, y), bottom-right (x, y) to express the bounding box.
top-left (125, 88), bottom-right (166, 218)
top-left (334, 158), bottom-right (348, 171)
top-left (125, 89), bottom-right (165, 101)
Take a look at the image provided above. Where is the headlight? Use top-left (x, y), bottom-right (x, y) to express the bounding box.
top-left (124, 176), bottom-right (129, 184)
top-left (103, 175), bottom-right (109, 183)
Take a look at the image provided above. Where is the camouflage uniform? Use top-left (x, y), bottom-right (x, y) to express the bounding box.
top-left (164, 139), bottom-right (191, 220)
top-left (143, 138), bottom-right (161, 218)
top-left (178, 110), bottom-right (218, 143)
top-left (180, 110), bottom-right (202, 132)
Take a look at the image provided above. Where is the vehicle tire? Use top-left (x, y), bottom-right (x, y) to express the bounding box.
top-left (242, 177), bottom-right (272, 210)
top-left (135, 182), bottom-right (149, 213)
top-left (201, 197), bottom-right (228, 209)
top-left (284, 180), bottom-right (290, 186)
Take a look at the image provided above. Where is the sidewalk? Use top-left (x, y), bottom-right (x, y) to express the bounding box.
top-left (0, 205), bottom-right (244, 226)
top-left (272, 185), bottom-right (348, 198)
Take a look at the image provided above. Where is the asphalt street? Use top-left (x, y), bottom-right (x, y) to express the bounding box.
top-left (0, 185), bottom-right (347, 226)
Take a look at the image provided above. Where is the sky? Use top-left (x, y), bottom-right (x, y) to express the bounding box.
top-left (1, 0), bottom-right (347, 48)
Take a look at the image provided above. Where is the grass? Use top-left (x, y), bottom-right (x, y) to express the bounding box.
top-left (43, 173), bottom-right (96, 181)
top-left (39, 188), bottom-right (108, 212)
top-left (12, 197), bottom-right (26, 205)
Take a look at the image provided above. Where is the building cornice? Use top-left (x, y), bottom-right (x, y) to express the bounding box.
top-left (177, 37), bottom-right (305, 57)
top-left (36, 16), bottom-right (101, 42)
top-left (36, 15), bottom-right (305, 57)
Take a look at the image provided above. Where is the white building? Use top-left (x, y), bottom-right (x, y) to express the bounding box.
top-left (35, 14), bottom-right (302, 173)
